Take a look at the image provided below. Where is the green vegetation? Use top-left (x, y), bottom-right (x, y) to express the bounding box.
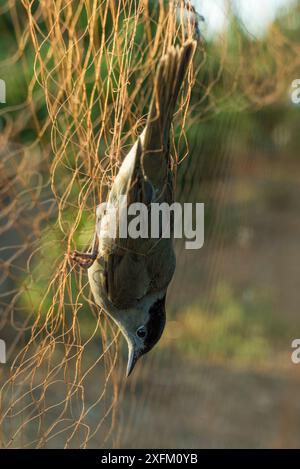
top-left (165, 284), bottom-right (290, 366)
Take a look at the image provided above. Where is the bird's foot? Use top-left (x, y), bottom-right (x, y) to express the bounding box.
top-left (71, 250), bottom-right (97, 269)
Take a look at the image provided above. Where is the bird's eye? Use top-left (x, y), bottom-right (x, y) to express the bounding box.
top-left (136, 326), bottom-right (146, 338)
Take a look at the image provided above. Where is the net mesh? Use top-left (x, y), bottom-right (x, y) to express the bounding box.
top-left (0, 0), bottom-right (299, 448)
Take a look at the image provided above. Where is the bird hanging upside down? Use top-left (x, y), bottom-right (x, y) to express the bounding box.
top-left (72, 39), bottom-right (196, 376)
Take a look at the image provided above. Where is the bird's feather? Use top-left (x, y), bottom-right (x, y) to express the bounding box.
top-left (141, 40), bottom-right (196, 190)
top-left (90, 40), bottom-right (195, 310)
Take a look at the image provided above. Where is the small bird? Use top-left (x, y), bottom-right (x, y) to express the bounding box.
top-left (72, 40), bottom-right (196, 376)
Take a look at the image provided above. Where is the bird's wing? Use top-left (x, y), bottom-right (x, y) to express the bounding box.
top-left (101, 241), bottom-right (175, 310)
top-left (104, 250), bottom-right (150, 309)
top-left (146, 239), bottom-right (176, 292)
top-left (96, 189), bottom-right (152, 309)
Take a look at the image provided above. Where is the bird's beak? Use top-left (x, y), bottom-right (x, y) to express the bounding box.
top-left (126, 341), bottom-right (141, 377)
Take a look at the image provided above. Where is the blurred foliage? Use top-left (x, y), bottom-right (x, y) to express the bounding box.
top-left (165, 283), bottom-right (290, 365)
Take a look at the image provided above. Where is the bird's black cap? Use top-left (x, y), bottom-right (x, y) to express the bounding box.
top-left (143, 295), bottom-right (166, 354)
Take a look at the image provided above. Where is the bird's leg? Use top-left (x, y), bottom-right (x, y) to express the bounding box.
top-left (71, 232), bottom-right (99, 269)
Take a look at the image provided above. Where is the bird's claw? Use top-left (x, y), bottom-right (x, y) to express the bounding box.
top-left (71, 250), bottom-right (97, 269)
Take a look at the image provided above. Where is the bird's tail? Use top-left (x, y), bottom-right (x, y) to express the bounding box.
top-left (141, 40), bottom-right (197, 191)
top-left (142, 40), bottom-right (196, 182)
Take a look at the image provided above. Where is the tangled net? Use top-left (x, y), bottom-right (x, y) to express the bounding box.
top-left (0, 0), bottom-right (299, 448)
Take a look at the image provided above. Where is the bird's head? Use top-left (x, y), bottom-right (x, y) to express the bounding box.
top-left (114, 293), bottom-right (166, 377)
top-left (87, 262), bottom-right (167, 377)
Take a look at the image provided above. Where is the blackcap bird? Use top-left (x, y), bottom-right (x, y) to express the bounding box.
top-left (72, 40), bottom-right (196, 376)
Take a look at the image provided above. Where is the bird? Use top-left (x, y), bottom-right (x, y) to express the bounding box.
top-left (72, 39), bottom-right (196, 376)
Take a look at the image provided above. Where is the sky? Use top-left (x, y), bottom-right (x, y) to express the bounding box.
top-left (195, 0), bottom-right (296, 37)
